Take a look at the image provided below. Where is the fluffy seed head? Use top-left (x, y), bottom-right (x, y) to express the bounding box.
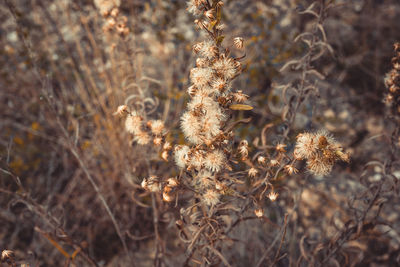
top-left (189, 150), bottom-right (205, 170)
top-left (307, 157), bottom-right (333, 176)
top-left (174, 145), bottom-right (190, 169)
top-left (134, 131), bottom-right (150, 145)
top-left (149, 120), bottom-right (165, 135)
top-left (213, 57), bottom-right (237, 80)
top-left (294, 132), bottom-right (316, 160)
top-left (203, 189), bottom-right (220, 206)
top-left (211, 77), bottom-right (230, 95)
top-left (190, 67), bottom-right (214, 88)
top-left (181, 111), bottom-right (203, 144)
top-left (294, 130), bottom-right (349, 176)
top-left (204, 149), bottom-right (226, 172)
top-left (125, 114), bottom-right (143, 134)
top-left (195, 170), bottom-right (214, 188)
top-left (199, 41), bottom-right (218, 59)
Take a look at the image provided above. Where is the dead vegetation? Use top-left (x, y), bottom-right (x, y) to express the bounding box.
top-left (1, 0), bottom-right (400, 266)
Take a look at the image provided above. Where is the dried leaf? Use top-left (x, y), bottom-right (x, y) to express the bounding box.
top-left (229, 104), bottom-right (253, 110)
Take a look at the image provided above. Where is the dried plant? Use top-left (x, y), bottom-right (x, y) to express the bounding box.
top-left (2, 0), bottom-right (400, 266)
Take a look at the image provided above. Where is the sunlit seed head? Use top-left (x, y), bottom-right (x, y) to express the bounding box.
top-left (294, 132), bottom-right (317, 160)
top-left (125, 114), bottom-right (143, 134)
top-left (189, 150), bottom-right (205, 170)
top-left (141, 178), bottom-right (148, 190)
top-left (174, 145), bottom-right (190, 169)
top-left (149, 120), bottom-right (165, 135)
top-left (307, 157), bottom-right (333, 176)
top-left (203, 189), bottom-right (220, 206)
top-left (181, 111), bottom-right (203, 145)
top-left (196, 170), bottom-right (214, 188)
top-left (134, 131), bottom-right (150, 145)
top-left (204, 149), bottom-right (226, 173)
top-left (213, 56), bottom-right (237, 80)
top-left (190, 67), bottom-right (214, 88)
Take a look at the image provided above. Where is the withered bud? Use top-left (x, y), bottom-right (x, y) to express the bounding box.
top-left (270, 159), bottom-right (280, 167)
top-left (275, 143), bottom-right (287, 153)
top-left (233, 90), bottom-right (249, 103)
top-left (1, 250), bottom-right (14, 262)
top-left (268, 191), bottom-right (278, 201)
top-left (107, 18), bottom-right (116, 27)
top-left (257, 156), bottom-right (266, 165)
top-left (114, 105), bottom-right (129, 116)
top-left (216, 23), bottom-right (225, 31)
top-left (153, 137), bottom-right (163, 146)
top-left (254, 209), bottom-right (263, 218)
top-left (110, 7), bottom-right (119, 17)
top-left (194, 19), bottom-right (203, 29)
top-left (163, 186), bottom-right (174, 202)
top-left (233, 37), bottom-right (244, 49)
top-left (196, 58), bottom-right (208, 68)
top-left (248, 167), bottom-right (258, 177)
top-left (163, 142), bottom-right (172, 151)
top-left (161, 150), bottom-right (169, 161)
top-left (394, 42), bottom-right (400, 52)
top-left (284, 165), bottom-right (298, 175)
top-left (204, 10), bottom-right (214, 20)
top-left (167, 177), bottom-right (179, 187)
